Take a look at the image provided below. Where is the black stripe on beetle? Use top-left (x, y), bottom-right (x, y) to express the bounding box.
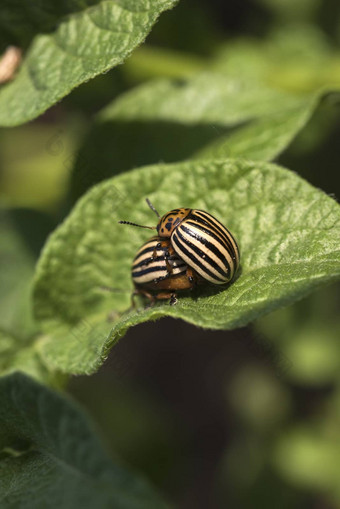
top-left (174, 229), bottom-right (229, 281)
top-left (181, 220), bottom-right (235, 261)
top-left (178, 224), bottom-right (231, 276)
top-left (189, 211), bottom-right (239, 260)
top-left (172, 233), bottom-right (226, 284)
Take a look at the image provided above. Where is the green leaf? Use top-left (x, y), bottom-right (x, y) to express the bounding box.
top-left (96, 73), bottom-right (323, 163)
top-left (193, 95), bottom-right (319, 162)
top-left (0, 0), bottom-right (178, 126)
top-left (69, 73), bottom-right (326, 200)
top-left (32, 159), bottom-right (340, 374)
top-left (0, 373), bottom-right (170, 508)
top-left (99, 73), bottom-right (305, 125)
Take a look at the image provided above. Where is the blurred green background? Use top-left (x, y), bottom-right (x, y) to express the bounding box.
top-left (1, 0), bottom-right (340, 507)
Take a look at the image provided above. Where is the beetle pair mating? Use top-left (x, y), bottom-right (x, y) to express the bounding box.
top-left (119, 199), bottom-right (240, 306)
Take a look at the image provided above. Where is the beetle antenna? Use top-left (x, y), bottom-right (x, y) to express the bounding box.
top-left (146, 198), bottom-right (160, 218)
top-left (118, 220), bottom-right (156, 230)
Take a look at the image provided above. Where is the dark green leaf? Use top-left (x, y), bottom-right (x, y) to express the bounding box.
top-left (0, 373), bottom-right (170, 508)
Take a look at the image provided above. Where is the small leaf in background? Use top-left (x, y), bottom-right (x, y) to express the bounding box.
top-left (193, 95), bottom-right (319, 162)
top-left (0, 373), bottom-right (170, 509)
top-left (99, 73), bottom-right (304, 125)
top-left (32, 159), bottom-right (340, 375)
top-left (69, 72), bottom-right (327, 200)
top-left (0, 0), bottom-right (178, 126)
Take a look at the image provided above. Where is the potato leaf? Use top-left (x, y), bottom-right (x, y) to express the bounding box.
top-left (32, 159), bottom-right (340, 374)
top-left (0, 0), bottom-right (178, 126)
top-left (69, 74), bottom-right (323, 199)
top-left (0, 373), bottom-right (170, 508)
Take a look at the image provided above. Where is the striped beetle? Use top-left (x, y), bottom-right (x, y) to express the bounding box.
top-left (120, 199), bottom-right (240, 286)
top-left (132, 236), bottom-right (200, 305)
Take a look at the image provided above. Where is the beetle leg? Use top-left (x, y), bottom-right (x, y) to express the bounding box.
top-left (160, 240), bottom-right (175, 258)
top-left (153, 291), bottom-right (178, 305)
top-left (165, 243), bottom-right (176, 257)
top-left (132, 288), bottom-right (155, 308)
top-left (169, 293), bottom-right (178, 306)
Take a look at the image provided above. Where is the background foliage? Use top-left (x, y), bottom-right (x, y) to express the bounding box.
top-left (0, 0), bottom-right (340, 507)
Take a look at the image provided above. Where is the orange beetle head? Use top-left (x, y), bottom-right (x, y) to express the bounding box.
top-left (157, 208), bottom-right (191, 237)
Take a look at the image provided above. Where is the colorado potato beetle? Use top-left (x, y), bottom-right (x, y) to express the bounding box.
top-left (120, 199), bottom-right (240, 286)
top-left (132, 235), bottom-right (200, 305)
